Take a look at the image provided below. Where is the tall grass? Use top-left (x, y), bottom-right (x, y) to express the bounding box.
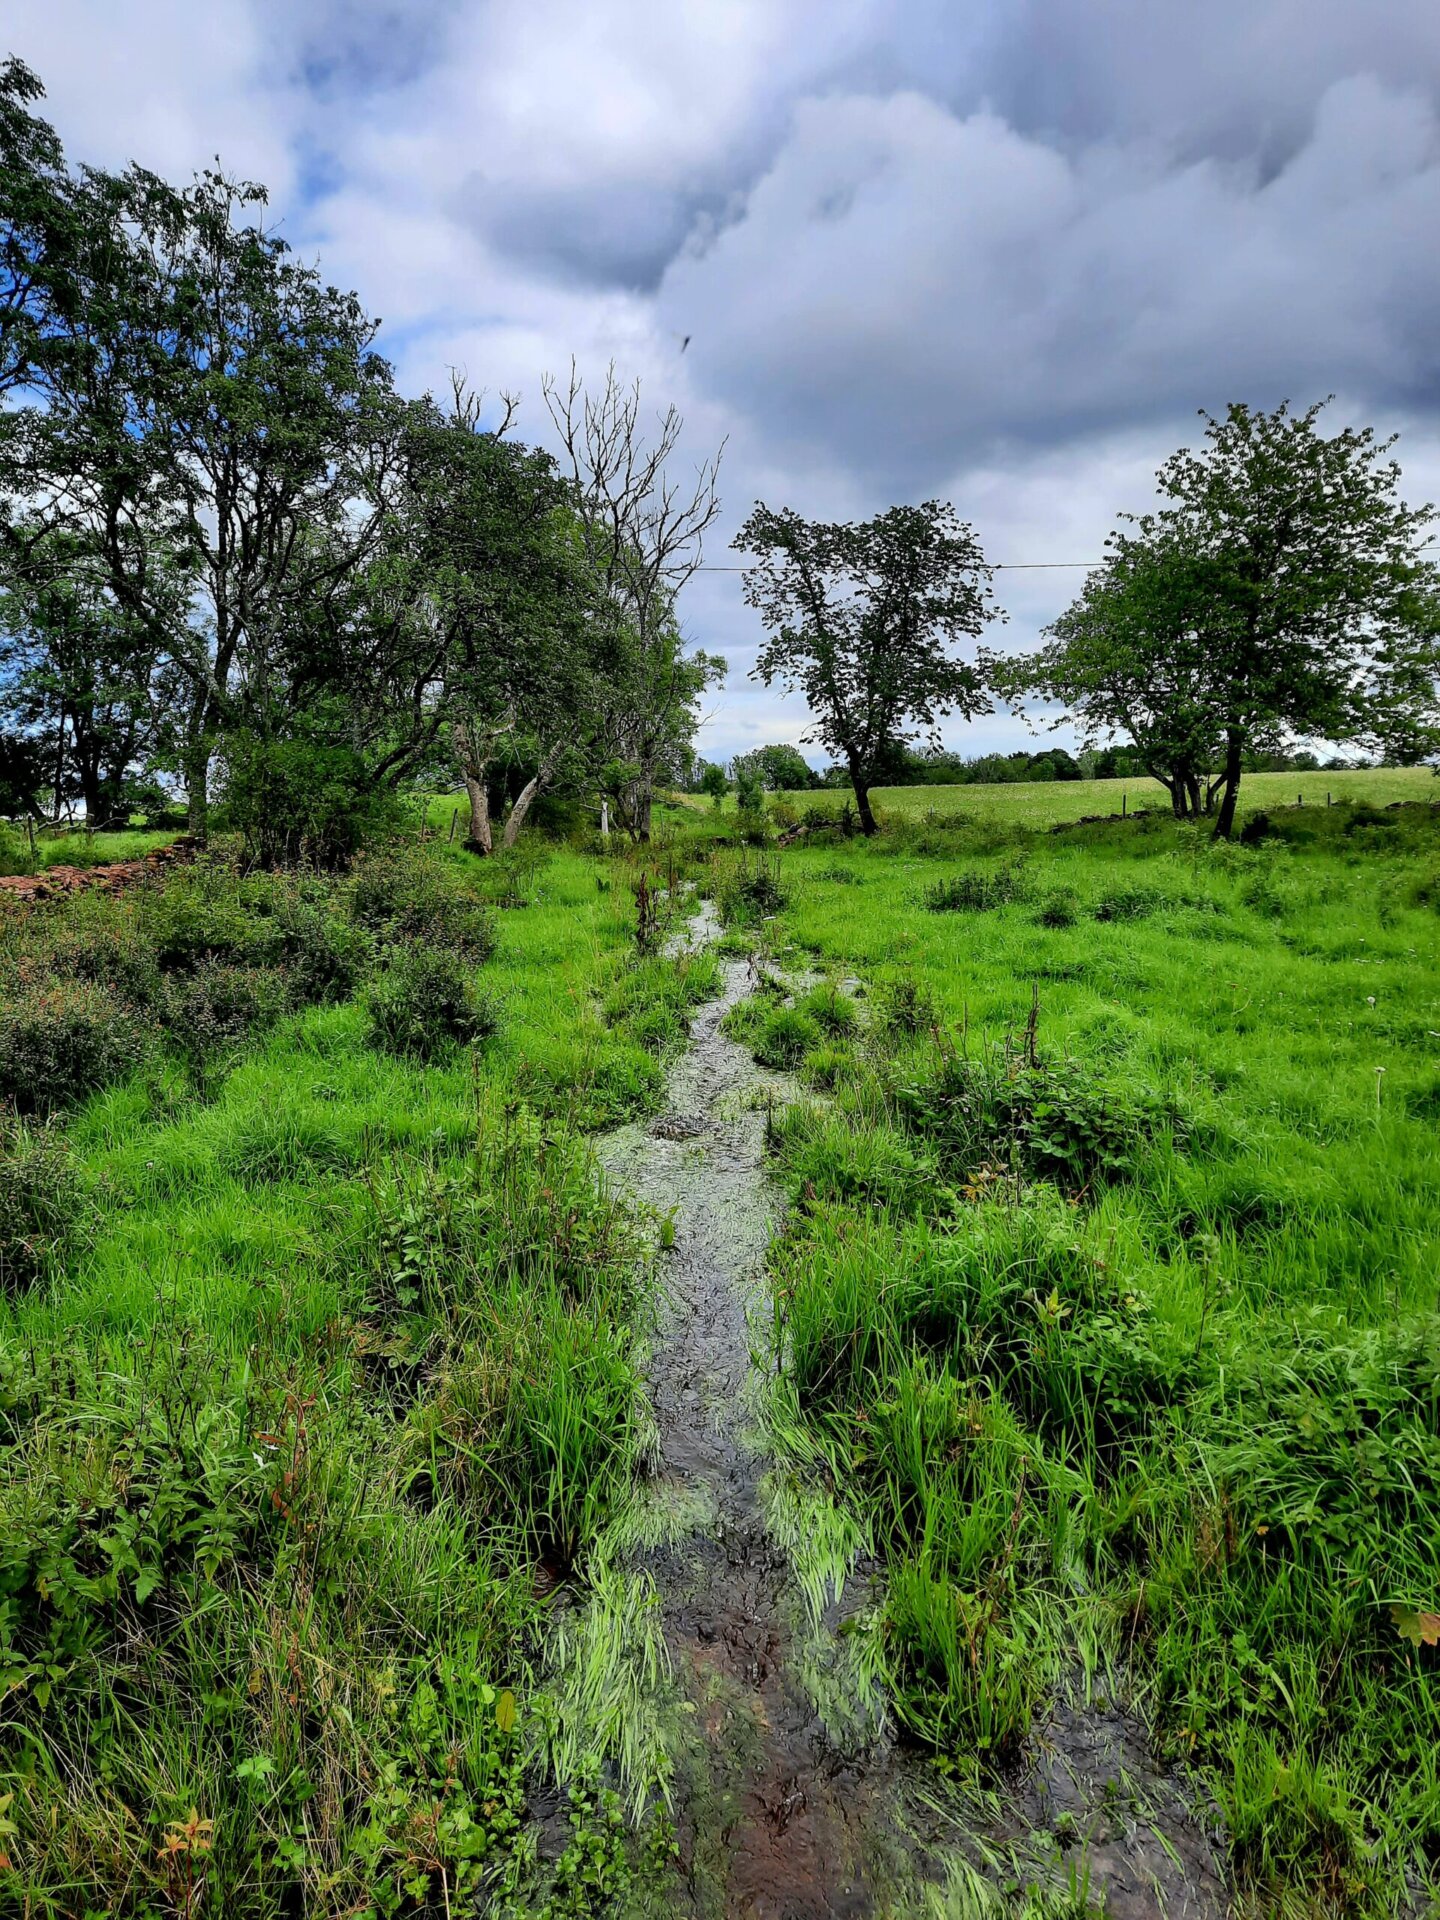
top-left (739, 801), bottom-right (1440, 1915)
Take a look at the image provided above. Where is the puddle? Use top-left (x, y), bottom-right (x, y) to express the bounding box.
top-left (591, 904), bottom-right (1229, 1918)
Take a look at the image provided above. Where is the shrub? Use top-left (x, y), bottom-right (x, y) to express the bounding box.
top-left (159, 962), bottom-right (290, 1080)
top-left (714, 850), bottom-right (787, 926)
top-left (273, 894), bottom-right (370, 1002)
top-left (137, 863), bottom-right (280, 973)
top-left (1035, 886), bottom-right (1080, 929)
top-left (924, 863), bottom-right (1027, 912)
top-left (217, 730), bottom-right (404, 869)
top-left (0, 1118), bottom-right (90, 1294)
top-left (349, 849), bottom-right (496, 961)
top-left (897, 1046), bottom-right (1186, 1194)
top-left (364, 948), bottom-right (498, 1061)
top-left (0, 979), bottom-right (143, 1113)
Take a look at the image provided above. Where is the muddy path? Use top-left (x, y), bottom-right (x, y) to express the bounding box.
top-left (596, 909), bottom-right (1229, 1919)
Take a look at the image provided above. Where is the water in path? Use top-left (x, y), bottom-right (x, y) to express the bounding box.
top-left (597, 912), bottom-right (1229, 1919)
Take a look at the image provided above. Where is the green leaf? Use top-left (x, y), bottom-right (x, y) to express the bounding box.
top-left (495, 1688), bottom-right (517, 1735)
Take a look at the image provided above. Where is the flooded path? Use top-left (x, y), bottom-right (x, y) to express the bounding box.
top-left (595, 909), bottom-right (1229, 1919)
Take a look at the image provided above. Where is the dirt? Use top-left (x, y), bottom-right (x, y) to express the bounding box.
top-left (597, 903), bottom-right (1231, 1919)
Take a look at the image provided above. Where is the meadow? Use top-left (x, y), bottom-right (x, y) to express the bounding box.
top-left (719, 794), bottom-right (1440, 1915)
top-left (684, 764), bottom-right (1437, 832)
top-left (1, 787), bottom-right (1438, 1917)
top-left (0, 831), bottom-right (718, 1915)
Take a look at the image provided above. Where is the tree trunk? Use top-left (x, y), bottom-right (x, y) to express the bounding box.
top-left (501, 738), bottom-right (566, 849)
top-left (636, 782), bottom-right (653, 843)
top-left (600, 798), bottom-right (610, 840)
top-left (464, 770), bottom-right (493, 854)
top-left (184, 737), bottom-right (210, 847)
top-left (1212, 728), bottom-right (1245, 839)
top-left (849, 762), bottom-right (878, 836)
top-left (1186, 774), bottom-right (1203, 818)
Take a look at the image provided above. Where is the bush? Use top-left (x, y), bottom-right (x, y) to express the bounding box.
top-left (350, 849), bottom-right (496, 961)
top-left (273, 894), bottom-right (370, 1003)
top-left (159, 962), bottom-right (290, 1080)
top-left (0, 980), bottom-right (143, 1113)
top-left (924, 863), bottom-right (1027, 912)
top-left (138, 864), bottom-right (280, 973)
top-left (364, 948), bottom-right (499, 1061)
top-left (897, 1046), bottom-right (1186, 1194)
top-left (218, 730), bottom-right (405, 869)
top-left (0, 1118), bottom-right (90, 1294)
top-left (714, 850), bottom-right (787, 926)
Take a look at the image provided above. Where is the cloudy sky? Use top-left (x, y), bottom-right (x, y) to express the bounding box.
top-left (10, 1), bottom-right (1440, 763)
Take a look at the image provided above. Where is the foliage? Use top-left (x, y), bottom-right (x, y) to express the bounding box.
top-left (0, 1117), bottom-right (89, 1294)
top-left (735, 500), bottom-right (1001, 834)
top-left (1015, 401), bottom-right (1440, 838)
top-left (0, 976), bottom-right (143, 1113)
top-left (364, 947), bottom-right (499, 1061)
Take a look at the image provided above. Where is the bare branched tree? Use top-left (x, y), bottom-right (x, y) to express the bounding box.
top-left (543, 361), bottom-right (724, 838)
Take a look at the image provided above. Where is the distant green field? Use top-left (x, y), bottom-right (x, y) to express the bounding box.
top-left (0, 826), bottom-right (178, 877)
top-left (682, 765), bottom-right (1438, 829)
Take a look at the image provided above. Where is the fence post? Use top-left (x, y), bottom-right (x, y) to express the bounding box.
top-left (448, 807), bottom-right (458, 844)
top-left (1122, 791), bottom-right (1127, 817)
top-left (1298, 792), bottom-right (1303, 807)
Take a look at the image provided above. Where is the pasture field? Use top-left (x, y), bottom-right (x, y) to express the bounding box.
top-left (0, 837), bottom-right (717, 1915)
top-left (1, 796), bottom-right (1438, 1917)
top-left (720, 798), bottom-right (1440, 1915)
top-left (682, 764), bottom-right (1438, 831)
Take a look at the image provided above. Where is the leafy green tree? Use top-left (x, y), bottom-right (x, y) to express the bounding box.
top-left (1, 137), bottom-right (397, 842)
top-left (1004, 530), bottom-right (1226, 818)
top-left (698, 760), bottom-right (728, 807)
top-left (1131, 401), bottom-right (1434, 836)
top-left (735, 742), bottom-right (814, 792)
top-left (734, 501), bottom-right (1000, 835)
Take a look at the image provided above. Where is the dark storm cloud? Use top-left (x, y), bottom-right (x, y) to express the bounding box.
top-left (655, 68), bottom-right (1440, 491)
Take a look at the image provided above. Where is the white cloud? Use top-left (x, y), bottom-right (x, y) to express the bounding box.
top-left (8, 0), bottom-right (1440, 761)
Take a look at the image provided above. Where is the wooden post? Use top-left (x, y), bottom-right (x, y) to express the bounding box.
top-left (1122, 791), bottom-right (1127, 817)
top-left (600, 798), bottom-right (610, 840)
top-left (448, 807), bottom-right (459, 844)
top-left (1298, 792), bottom-right (1303, 807)
top-left (1327, 791), bottom-right (1332, 807)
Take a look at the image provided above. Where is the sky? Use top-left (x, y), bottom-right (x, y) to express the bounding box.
top-left (9, 1), bottom-right (1440, 766)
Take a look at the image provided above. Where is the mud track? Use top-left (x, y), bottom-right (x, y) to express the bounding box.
top-left (598, 909), bottom-right (1228, 1919)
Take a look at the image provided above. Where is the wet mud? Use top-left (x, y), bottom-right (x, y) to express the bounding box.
top-left (597, 909), bottom-right (1229, 1919)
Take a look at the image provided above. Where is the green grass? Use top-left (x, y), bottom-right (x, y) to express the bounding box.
top-left (678, 763), bottom-right (1438, 831)
top-left (0, 840), bottom-right (695, 1915)
top-left (0, 825), bottom-right (180, 877)
top-left (732, 800), bottom-right (1440, 1916)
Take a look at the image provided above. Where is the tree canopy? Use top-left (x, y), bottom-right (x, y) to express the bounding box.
top-left (734, 501), bottom-right (1000, 834)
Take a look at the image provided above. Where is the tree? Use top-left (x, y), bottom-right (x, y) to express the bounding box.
top-left (698, 760), bottom-right (728, 807)
top-left (544, 362), bottom-right (724, 841)
top-left (734, 501), bottom-right (1000, 835)
top-left (1128, 401), bottom-right (1435, 836)
top-left (734, 741), bottom-right (814, 792)
top-left (1003, 530), bottom-right (1227, 819)
top-left (0, 149), bottom-right (398, 842)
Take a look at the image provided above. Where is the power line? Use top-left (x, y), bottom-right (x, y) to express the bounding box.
top-left (696, 541), bottom-right (1440, 574)
top-left (694, 560), bottom-right (1101, 572)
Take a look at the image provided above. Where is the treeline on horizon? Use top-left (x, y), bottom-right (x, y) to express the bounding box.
top-left (3, 51), bottom-right (1438, 860)
top-left (693, 739), bottom-right (1378, 796)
